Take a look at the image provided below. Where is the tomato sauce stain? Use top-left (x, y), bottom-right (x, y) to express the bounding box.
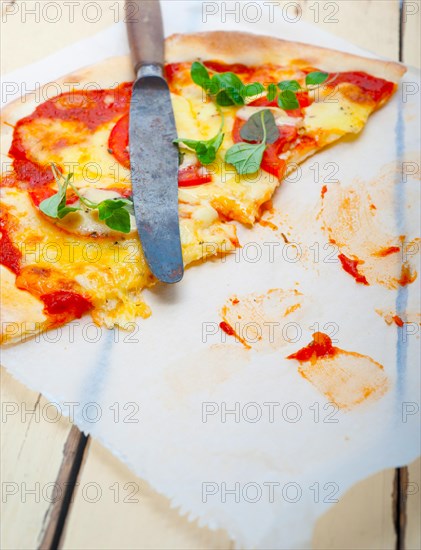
top-left (338, 253), bottom-right (369, 285)
top-left (398, 263), bottom-right (417, 286)
top-left (287, 332), bottom-right (389, 409)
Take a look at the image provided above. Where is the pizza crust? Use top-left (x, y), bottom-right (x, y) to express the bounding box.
top-left (0, 266), bottom-right (47, 345)
top-left (1, 31), bottom-right (406, 170)
top-left (166, 31), bottom-right (406, 82)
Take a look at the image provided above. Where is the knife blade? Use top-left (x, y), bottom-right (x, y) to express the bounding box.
top-left (126, 0), bottom-right (183, 284)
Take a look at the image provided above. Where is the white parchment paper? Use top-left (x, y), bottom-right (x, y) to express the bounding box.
top-left (1, 2), bottom-right (420, 548)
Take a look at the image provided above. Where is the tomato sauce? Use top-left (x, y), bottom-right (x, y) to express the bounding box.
top-left (41, 290), bottom-right (92, 318)
top-left (287, 332), bottom-right (337, 362)
top-left (392, 315), bottom-right (404, 327)
top-left (338, 253), bottom-right (369, 285)
top-left (329, 71), bottom-right (395, 103)
top-left (373, 245), bottom-right (400, 257)
top-left (203, 60), bottom-right (256, 77)
top-left (0, 216), bottom-right (21, 274)
top-left (398, 263), bottom-right (417, 286)
top-left (219, 320), bottom-right (236, 336)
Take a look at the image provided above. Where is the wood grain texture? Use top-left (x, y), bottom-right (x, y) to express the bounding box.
top-left (402, 0), bottom-right (421, 67)
top-left (298, 0), bottom-right (401, 61)
top-left (313, 469), bottom-right (396, 549)
top-left (39, 427), bottom-right (88, 550)
top-left (0, 368), bottom-right (74, 550)
top-left (60, 440), bottom-right (233, 550)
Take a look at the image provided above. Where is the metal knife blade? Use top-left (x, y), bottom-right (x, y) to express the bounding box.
top-left (127, 0), bottom-right (183, 284)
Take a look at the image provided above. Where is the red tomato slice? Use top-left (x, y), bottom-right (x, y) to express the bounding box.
top-left (232, 117), bottom-right (297, 179)
top-left (178, 165), bottom-right (212, 187)
top-left (110, 115), bottom-right (212, 187)
top-left (109, 113), bottom-right (130, 169)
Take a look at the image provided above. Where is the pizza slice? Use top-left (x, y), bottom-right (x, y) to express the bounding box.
top-left (0, 32), bottom-right (405, 344)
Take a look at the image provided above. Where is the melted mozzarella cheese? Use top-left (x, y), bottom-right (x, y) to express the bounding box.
top-left (304, 95), bottom-right (372, 136)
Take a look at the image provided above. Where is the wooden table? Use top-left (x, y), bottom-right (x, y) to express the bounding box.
top-left (1, 1), bottom-right (420, 548)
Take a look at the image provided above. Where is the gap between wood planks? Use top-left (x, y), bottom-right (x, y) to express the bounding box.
top-left (38, 427), bottom-right (88, 550)
top-left (394, 3), bottom-right (409, 548)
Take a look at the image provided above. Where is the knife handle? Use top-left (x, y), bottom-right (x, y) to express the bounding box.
top-left (126, 0), bottom-right (164, 75)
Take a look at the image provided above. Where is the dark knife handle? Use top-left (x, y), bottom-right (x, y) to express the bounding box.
top-left (126, 0), bottom-right (164, 75)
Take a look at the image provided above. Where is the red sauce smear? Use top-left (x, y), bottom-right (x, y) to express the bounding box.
top-left (321, 185), bottom-right (328, 198)
top-left (373, 245), bottom-right (400, 257)
top-left (392, 315), bottom-right (404, 327)
top-left (329, 71), bottom-right (395, 104)
top-left (41, 291), bottom-right (93, 318)
top-left (203, 60), bottom-right (256, 77)
top-left (219, 320), bottom-right (236, 336)
top-left (398, 263), bottom-right (417, 286)
top-left (219, 320), bottom-right (251, 349)
top-left (0, 216), bottom-right (21, 274)
top-left (287, 332), bottom-right (338, 362)
top-left (338, 253), bottom-right (369, 285)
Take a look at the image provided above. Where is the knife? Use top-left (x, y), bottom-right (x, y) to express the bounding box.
top-left (126, 0), bottom-right (183, 284)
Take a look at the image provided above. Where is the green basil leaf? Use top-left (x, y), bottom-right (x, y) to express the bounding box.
top-left (267, 83), bottom-right (278, 102)
top-left (191, 61), bottom-right (211, 88)
top-left (174, 131), bottom-right (225, 165)
top-left (39, 192), bottom-right (66, 218)
top-left (39, 173), bottom-right (71, 218)
top-left (242, 82), bottom-right (265, 98)
top-left (178, 149), bottom-right (185, 166)
top-left (305, 71), bottom-right (329, 86)
top-left (215, 90), bottom-right (236, 106)
top-left (97, 198), bottom-right (133, 221)
top-left (211, 73), bottom-right (245, 105)
top-left (199, 132), bottom-right (224, 164)
top-left (278, 80), bottom-right (301, 92)
top-left (277, 90), bottom-right (300, 110)
top-left (211, 72), bottom-right (244, 94)
top-left (225, 142), bottom-right (266, 175)
top-left (57, 206), bottom-right (80, 219)
top-left (104, 207), bottom-right (131, 234)
top-left (240, 109), bottom-right (279, 144)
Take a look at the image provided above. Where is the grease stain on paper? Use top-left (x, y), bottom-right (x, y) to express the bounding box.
top-left (220, 288), bottom-right (305, 351)
top-left (287, 332), bottom-right (389, 409)
top-left (320, 182), bottom-right (419, 288)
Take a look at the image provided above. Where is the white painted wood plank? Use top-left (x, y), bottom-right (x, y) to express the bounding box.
top-left (62, 439), bottom-right (399, 550)
top-left (297, 0), bottom-right (400, 60)
top-left (0, 368), bottom-right (74, 550)
top-left (402, 0), bottom-right (421, 67)
top-left (0, 0), bottom-right (117, 74)
top-left (313, 469), bottom-right (396, 549)
top-left (60, 440), bottom-right (234, 550)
